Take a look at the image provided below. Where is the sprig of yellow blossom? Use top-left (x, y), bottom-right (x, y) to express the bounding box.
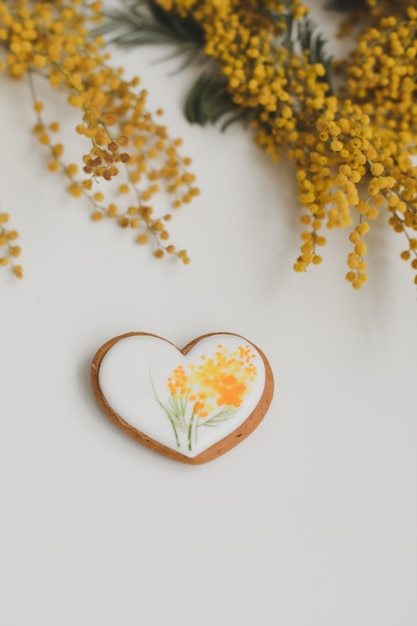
top-left (135, 0), bottom-right (417, 289)
top-left (0, 212), bottom-right (22, 279)
top-left (0, 0), bottom-right (200, 278)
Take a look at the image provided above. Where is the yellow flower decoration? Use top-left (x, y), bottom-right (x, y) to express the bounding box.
top-left (154, 344), bottom-right (258, 452)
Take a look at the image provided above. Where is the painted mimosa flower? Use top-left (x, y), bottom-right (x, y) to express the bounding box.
top-left (152, 344), bottom-right (258, 451)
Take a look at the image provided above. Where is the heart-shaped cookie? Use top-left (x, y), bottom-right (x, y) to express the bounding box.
top-left (91, 332), bottom-right (273, 464)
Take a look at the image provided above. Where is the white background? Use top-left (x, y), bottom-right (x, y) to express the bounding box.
top-left (1, 2), bottom-right (417, 625)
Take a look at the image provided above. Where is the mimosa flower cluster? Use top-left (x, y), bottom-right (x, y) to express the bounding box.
top-left (147, 0), bottom-right (417, 289)
top-left (0, 0), bottom-right (199, 277)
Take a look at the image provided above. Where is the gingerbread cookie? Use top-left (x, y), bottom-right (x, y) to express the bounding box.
top-left (91, 332), bottom-right (274, 464)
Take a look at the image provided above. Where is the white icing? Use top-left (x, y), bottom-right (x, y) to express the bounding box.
top-left (98, 334), bottom-right (266, 458)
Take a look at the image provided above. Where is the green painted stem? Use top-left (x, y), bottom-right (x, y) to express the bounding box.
top-left (187, 410), bottom-right (197, 452)
top-left (150, 372), bottom-right (181, 448)
top-left (168, 417), bottom-right (180, 448)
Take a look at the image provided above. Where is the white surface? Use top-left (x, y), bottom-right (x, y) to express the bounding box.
top-left (1, 3), bottom-right (417, 625)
